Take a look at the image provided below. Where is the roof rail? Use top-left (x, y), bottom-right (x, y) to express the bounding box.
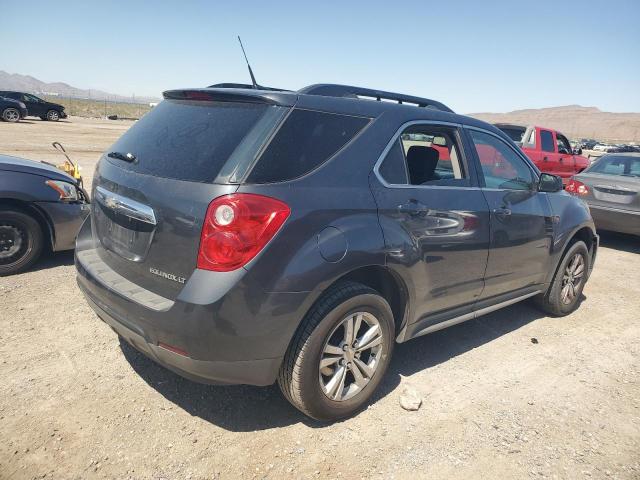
top-left (207, 82), bottom-right (291, 92)
top-left (299, 84), bottom-right (453, 113)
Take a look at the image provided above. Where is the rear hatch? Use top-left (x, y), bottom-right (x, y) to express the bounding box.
top-left (89, 92), bottom-right (291, 300)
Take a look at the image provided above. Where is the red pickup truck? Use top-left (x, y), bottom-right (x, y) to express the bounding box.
top-left (495, 124), bottom-right (590, 183)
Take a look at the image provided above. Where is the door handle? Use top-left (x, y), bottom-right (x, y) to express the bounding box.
top-left (492, 207), bottom-right (512, 218)
top-left (559, 157), bottom-right (564, 163)
top-left (543, 156), bottom-right (548, 162)
top-left (398, 200), bottom-right (428, 217)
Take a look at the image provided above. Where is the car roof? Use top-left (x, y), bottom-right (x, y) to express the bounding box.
top-left (165, 83), bottom-right (508, 140)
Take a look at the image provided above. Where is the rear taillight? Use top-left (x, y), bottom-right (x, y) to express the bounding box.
top-left (197, 194), bottom-right (290, 272)
top-left (566, 179), bottom-right (589, 196)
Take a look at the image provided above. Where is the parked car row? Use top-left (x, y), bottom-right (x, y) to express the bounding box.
top-left (0, 91), bottom-right (67, 122)
top-left (592, 143), bottom-right (640, 154)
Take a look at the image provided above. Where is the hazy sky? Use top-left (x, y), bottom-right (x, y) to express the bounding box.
top-left (2, 0), bottom-right (639, 113)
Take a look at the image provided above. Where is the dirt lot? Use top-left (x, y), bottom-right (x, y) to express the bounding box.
top-left (0, 117), bottom-right (639, 479)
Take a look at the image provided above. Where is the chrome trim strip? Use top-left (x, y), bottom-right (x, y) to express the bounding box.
top-left (411, 290), bottom-right (541, 339)
top-left (95, 186), bottom-right (157, 225)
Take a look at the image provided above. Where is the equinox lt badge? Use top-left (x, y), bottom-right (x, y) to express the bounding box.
top-left (149, 267), bottom-right (186, 284)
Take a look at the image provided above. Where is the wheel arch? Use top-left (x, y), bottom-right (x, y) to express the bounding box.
top-left (316, 265), bottom-right (409, 337)
top-left (546, 224), bottom-right (597, 286)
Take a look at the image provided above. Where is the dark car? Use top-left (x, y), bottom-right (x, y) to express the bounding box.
top-left (75, 84), bottom-right (598, 420)
top-left (0, 96), bottom-right (28, 122)
top-left (0, 91), bottom-right (67, 121)
top-left (0, 155), bottom-right (89, 275)
top-left (567, 153), bottom-right (640, 236)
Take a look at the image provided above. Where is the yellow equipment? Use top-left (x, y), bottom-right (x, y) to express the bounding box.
top-left (52, 142), bottom-right (83, 188)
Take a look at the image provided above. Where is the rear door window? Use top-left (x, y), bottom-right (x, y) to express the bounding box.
top-left (106, 100), bottom-right (270, 182)
top-left (378, 125), bottom-right (468, 186)
top-left (246, 109), bottom-right (369, 183)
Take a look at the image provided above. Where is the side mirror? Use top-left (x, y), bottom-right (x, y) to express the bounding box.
top-left (538, 173), bottom-right (563, 193)
top-left (573, 147), bottom-right (582, 155)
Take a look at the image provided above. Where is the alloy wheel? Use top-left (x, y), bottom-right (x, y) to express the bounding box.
top-left (319, 311), bottom-right (383, 401)
top-left (561, 253), bottom-right (585, 305)
top-left (3, 108), bottom-right (19, 122)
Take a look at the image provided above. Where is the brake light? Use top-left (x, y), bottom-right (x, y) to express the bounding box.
top-left (566, 179), bottom-right (589, 196)
top-left (197, 194), bottom-right (290, 272)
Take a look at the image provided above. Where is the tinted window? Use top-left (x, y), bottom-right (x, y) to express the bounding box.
top-left (587, 155), bottom-right (640, 177)
top-left (470, 130), bottom-right (535, 190)
top-left (540, 130), bottom-right (555, 152)
top-left (106, 100), bottom-right (269, 182)
top-left (378, 139), bottom-right (409, 184)
top-left (498, 126), bottom-right (526, 143)
top-left (247, 109), bottom-right (369, 183)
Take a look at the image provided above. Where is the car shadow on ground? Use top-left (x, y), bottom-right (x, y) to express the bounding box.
top-left (597, 231), bottom-right (639, 254)
top-left (120, 299), bottom-right (547, 432)
top-left (25, 250), bottom-right (75, 272)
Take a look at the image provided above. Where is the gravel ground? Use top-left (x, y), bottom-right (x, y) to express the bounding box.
top-left (0, 117), bottom-right (639, 479)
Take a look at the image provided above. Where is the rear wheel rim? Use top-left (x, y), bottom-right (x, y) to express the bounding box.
top-left (0, 223), bottom-right (27, 265)
top-left (319, 311), bottom-right (383, 402)
top-left (561, 253), bottom-right (585, 305)
top-left (4, 109), bottom-right (19, 122)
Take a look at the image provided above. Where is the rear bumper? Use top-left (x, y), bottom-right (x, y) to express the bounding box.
top-left (75, 227), bottom-right (311, 385)
top-left (78, 284), bottom-right (282, 385)
top-left (588, 204), bottom-right (640, 236)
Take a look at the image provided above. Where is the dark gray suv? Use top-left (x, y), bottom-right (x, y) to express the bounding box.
top-left (75, 84), bottom-right (598, 420)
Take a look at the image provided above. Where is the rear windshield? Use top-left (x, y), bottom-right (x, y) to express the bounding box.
top-left (497, 126), bottom-right (526, 143)
top-left (246, 109), bottom-right (370, 183)
top-left (586, 155), bottom-right (640, 177)
top-left (105, 100), bottom-right (269, 182)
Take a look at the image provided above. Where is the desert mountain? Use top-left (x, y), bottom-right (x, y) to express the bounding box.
top-left (0, 71), bottom-right (159, 104)
top-left (469, 105), bottom-right (640, 142)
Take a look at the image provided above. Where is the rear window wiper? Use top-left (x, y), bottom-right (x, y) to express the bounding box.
top-left (107, 151), bottom-right (136, 162)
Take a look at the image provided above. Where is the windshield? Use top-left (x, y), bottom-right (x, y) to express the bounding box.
top-left (586, 155), bottom-right (640, 177)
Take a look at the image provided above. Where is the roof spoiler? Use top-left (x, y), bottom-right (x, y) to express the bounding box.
top-left (163, 88), bottom-right (296, 107)
top-left (299, 84), bottom-right (454, 113)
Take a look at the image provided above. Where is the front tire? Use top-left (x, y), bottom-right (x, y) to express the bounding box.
top-left (2, 108), bottom-right (20, 123)
top-left (534, 240), bottom-right (589, 316)
top-left (0, 209), bottom-right (44, 276)
top-left (278, 282), bottom-right (395, 421)
top-left (46, 110), bottom-right (60, 121)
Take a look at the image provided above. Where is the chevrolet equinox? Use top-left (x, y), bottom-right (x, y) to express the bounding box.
top-left (76, 84), bottom-right (598, 420)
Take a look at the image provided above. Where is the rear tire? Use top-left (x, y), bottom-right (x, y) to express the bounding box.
top-left (278, 282), bottom-right (395, 421)
top-left (2, 108), bottom-right (20, 123)
top-left (534, 240), bottom-right (589, 316)
top-left (0, 209), bottom-right (44, 276)
top-left (46, 110), bottom-right (60, 121)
